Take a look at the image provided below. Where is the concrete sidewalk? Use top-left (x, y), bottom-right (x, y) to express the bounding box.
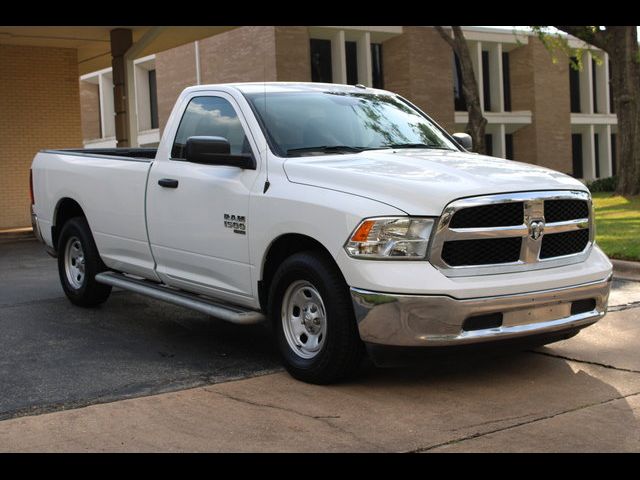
top-left (1, 306), bottom-right (639, 452)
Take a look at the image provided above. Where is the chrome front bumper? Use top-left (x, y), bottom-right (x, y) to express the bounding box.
top-left (351, 274), bottom-right (612, 347)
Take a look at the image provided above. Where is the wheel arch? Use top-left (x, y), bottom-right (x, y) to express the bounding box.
top-left (52, 197), bottom-right (86, 251)
top-left (258, 233), bottom-right (341, 313)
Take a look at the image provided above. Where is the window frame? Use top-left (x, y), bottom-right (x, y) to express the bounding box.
top-left (169, 93), bottom-right (256, 163)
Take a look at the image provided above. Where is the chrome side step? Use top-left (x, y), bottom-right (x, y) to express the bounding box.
top-left (95, 271), bottom-right (265, 325)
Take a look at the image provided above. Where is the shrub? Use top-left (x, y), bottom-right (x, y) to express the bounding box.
top-left (587, 176), bottom-right (617, 192)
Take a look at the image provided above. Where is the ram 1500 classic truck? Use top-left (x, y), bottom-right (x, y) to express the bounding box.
top-left (30, 82), bottom-right (613, 384)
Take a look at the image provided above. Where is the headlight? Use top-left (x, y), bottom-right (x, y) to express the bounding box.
top-left (344, 217), bottom-right (435, 259)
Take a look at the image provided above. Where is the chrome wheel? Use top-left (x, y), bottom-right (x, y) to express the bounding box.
top-left (64, 236), bottom-right (86, 289)
top-left (281, 280), bottom-right (327, 359)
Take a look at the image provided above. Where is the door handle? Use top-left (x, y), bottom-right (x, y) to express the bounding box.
top-left (158, 178), bottom-right (179, 188)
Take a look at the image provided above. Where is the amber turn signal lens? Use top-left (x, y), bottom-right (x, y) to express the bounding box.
top-left (351, 220), bottom-right (375, 242)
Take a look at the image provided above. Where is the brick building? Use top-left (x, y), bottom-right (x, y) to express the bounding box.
top-left (80, 26), bottom-right (618, 184)
top-left (0, 26), bottom-right (616, 230)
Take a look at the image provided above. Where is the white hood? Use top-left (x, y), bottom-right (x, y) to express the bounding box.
top-left (283, 149), bottom-right (588, 215)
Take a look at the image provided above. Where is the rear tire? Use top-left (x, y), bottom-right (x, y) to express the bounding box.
top-left (57, 216), bottom-right (112, 307)
top-left (268, 251), bottom-right (364, 384)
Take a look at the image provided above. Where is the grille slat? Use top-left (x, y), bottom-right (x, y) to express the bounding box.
top-left (449, 202), bottom-right (524, 228)
top-left (435, 193), bottom-right (592, 272)
top-left (544, 199), bottom-right (589, 223)
top-left (540, 229), bottom-right (590, 259)
top-left (442, 237), bottom-right (522, 266)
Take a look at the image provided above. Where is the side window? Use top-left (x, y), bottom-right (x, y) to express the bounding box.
top-left (171, 96), bottom-right (250, 160)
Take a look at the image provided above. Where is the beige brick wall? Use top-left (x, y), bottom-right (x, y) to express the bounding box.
top-left (80, 81), bottom-right (100, 141)
top-left (0, 45), bottom-right (82, 229)
top-left (155, 42), bottom-right (197, 134)
top-left (199, 26), bottom-right (277, 84)
top-left (156, 27), bottom-right (280, 133)
top-left (510, 38), bottom-right (571, 173)
top-left (383, 27), bottom-right (455, 133)
top-left (275, 27), bottom-right (311, 82)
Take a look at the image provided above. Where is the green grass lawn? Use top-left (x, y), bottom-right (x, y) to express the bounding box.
top-left (591, 192), bottom-right (640, 261)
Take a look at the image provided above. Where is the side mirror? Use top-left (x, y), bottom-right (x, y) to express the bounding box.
top-left (185, 136), bottom-right (256, 169)
top-left (452, 133), bottom-right (473, 151)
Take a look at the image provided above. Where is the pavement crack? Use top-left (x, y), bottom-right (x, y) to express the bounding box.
top-left (609, 301), bottom-right (640, 312)
top-left (205, 389), bottom-right (382, 450)
top-left (528, 350), bottom-right (640, 375)
top-left (449, 413), bottom-right (537, 432)
top-left (408, 390), bottom-right (640, 453)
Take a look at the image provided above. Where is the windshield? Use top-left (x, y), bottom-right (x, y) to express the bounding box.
top-left (244, 90), bottom-right (459, 157)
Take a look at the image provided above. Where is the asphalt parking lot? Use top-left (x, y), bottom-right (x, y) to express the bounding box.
top-left (1, 237), bottom-right (639, 452)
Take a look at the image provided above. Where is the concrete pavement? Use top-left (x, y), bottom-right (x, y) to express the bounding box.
top-left (1, 239), bottom-right (639, 452)
top-left (1, 307), bottom-right (639, 452)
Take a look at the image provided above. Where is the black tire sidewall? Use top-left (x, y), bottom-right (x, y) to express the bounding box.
top-left (57, 217), bottom-right (111, 305)
top-left (269, 251), bottom-right (363, 382)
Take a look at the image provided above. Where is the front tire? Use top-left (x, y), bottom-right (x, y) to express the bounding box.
top-left (268, 251), bottom-right (364, 384)
top-left (57, 216), bottom-right (112, 307)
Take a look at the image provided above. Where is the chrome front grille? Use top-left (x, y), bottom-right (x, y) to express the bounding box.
top-left (429, 191), bottom-right (593, 277)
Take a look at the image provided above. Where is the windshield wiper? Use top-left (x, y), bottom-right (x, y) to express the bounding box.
top-left (286, 145), bottom-right (383, 156)
top-left (385, 143), bottom-right (453, 150)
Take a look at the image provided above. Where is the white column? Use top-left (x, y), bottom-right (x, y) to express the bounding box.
top-left (582, 125), bottom-right (596, 180)
top-left (579, 52), bottom-right (594, 114)
top-left (494, 124), bottom-right (506, 158)
top-left (600, 124), bottom-right (613, 177)
top-left (125, 58), bottom-right (138, 147)
top-left (194, 41), bottom-right (201, 85)
top-left (99, 73), bottom-right (115, 138)
top-left (331, 30), bottom-right (346, 84)
top-left (356, 31), bottom-right (372, 87)
top-left (602, 52), bottom-right (610, 113)
top-left (97, 74), bottom-right (106, 139)
top-left (488, 43), bottom-right (503, 112)
top-left (594, 54), bottom-right (607, 114)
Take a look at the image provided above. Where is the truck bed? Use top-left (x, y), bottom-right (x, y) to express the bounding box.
top-left (42, 147), bottom-right (157, 161)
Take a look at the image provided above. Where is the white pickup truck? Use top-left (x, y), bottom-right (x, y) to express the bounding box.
top-left (30, 82), bottom-right (612, 384)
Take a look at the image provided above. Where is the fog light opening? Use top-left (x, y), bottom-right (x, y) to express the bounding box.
top-left (463, 312), bottom-right (503, 332)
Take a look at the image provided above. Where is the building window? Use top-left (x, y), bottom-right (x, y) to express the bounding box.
top-left (148, 69), bottom-right (159, 130)
top-left (482, 51), bottom-right (491, 111)
top-left (345, 41), bottom-right (358, 85)
top-left (505, 133), bottom-right (514, 160)
top-left (371, 43), bottom-right (384, 89)
top-left (611, 133), bottom-right (617, 176)
top-left (572, 133), bottom-right (583, 178)
top-left (569, 57), bottom-right (581, 113)
top-left (453, 53), bottom-right (467, 112)
top-left (484, 134), bottom-right (493, 156)
top-left (502, 52), bottom-right (511, 112)
top-left (310, 39), bottom-right (333, 83)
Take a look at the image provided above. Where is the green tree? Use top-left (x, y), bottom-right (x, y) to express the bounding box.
top-left (435, 26), bottom-right (487, 154)
top-left (533, 26), bottom-right (639, 196)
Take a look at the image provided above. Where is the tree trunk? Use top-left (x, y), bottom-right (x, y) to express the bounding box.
top-left (607, 27), bottom-right (640, 196)
top-left (435, 26), bottom-right (487, 154)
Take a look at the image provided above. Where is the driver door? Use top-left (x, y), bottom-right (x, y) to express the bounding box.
top-left (146, 92), bottom-right (260, 305)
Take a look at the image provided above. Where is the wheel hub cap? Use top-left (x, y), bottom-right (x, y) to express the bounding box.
top-left (64, 236), bottom-right (86, 289)
top-left (281, 280), bottom-right (327, 359)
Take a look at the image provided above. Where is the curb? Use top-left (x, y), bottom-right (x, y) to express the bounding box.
top-left (0, 228), bottom-right (35, 243)
top-left (611, 259), bottom-right (640, 282)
